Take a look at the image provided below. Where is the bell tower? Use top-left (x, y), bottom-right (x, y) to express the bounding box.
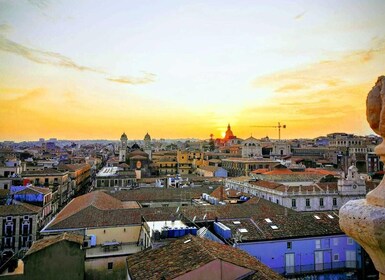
top-left (144, 132), bottom-right (152, 160)
top-left (337, 164), bottom-right (365, 195)
top-left (119, 132), bottom-right (128, 163)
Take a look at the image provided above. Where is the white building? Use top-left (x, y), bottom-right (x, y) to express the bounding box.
top-left (241, 137), bottom-right (262, 158)
top-left (271, 141), bottom-right (291, 158)
top-left (225, 165), bottom-right (369, 212)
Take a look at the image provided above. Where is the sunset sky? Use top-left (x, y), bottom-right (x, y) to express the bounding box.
top-left (0, 0), bottom-right (384, 141)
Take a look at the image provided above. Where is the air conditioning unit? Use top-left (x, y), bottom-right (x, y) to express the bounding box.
top-left (83, 240), bottom-right (91, 248)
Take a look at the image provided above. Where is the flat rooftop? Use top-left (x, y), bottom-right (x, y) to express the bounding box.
top-left (96, 167), bottom-right (120, 177)
top-left (86, 243), bottom-right (142, 258)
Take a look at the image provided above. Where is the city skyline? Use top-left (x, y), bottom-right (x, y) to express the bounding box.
top-left (0, 0), bottom-right (384, 141)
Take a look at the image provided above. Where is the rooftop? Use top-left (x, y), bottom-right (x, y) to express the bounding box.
top-left (96, 167), bottom-right (121, 177)
top-left (126, 234), bottom-right (283, 280)
top-left (25, 232), bottom-right (83, 257)
top-left (110, 186), bottom-right (213, 202)
top-left (222, 158), bottom-right (279, 163)
top-left (0, 203), bottom-right (40, 216)
top-left (21, 169), bottom-right (67, 176)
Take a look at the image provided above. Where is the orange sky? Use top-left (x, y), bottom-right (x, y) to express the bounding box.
top-left (0, 1), bottom-right (384, 141)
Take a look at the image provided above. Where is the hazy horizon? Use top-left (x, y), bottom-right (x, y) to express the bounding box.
top-left (1, 0), bottom-right (384, 141)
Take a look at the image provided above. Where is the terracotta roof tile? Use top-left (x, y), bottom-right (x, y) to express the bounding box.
top-left (25, 232), bottom-right (83, 257)
top-left (48, 191), bottom-right (123, 228)
top-left (15, 186), bottom-right (51, 195)
top-left (126, 235), bottom-right (283, 280)
top-left (110, 187), bottom-right (213, 202)
top-left (0, 204), bottom-right (40, 216)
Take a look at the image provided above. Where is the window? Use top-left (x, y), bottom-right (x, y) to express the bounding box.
top-left (5, 224), bottom-right (13, 236)
top-left (287, 242), bottom-right (292, 249)
top-left (291, 199), bottom-right (296, 208)
top-left (306, 198), bottom-right (310, 207)
top-left (333, 198), bottom-right (337, 206)
top-left (347, 238), bottom-right (354, 245)
top-left (333, 238), bottom-right (339, 246)
top-left (108, 262), bottom-right (113, 270)
top-left (333, 254), bottom-right (339, 261)
top-left (315, 239), bottom-right (321, 249)
top-left (319, 198), bottom-right (324, 207)
top-left (325, 239), bottom-right (330, 248)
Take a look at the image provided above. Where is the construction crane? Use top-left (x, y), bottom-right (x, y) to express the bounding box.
top-left (252, 122), bottom-right (286, 140)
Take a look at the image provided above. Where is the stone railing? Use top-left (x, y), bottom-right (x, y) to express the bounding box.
top-left (340, 76), bottom-right (385, 279)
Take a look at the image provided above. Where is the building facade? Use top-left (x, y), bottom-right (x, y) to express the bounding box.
top-left (241, 137), bottom-right (262, 158)
top-left (225, 165), bottom-right (367, 212)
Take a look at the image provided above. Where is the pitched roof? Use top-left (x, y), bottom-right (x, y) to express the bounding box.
top-left (110, 187), bottom-right (213, 202)
top-left (44, 191), bottom-right (343, 240)
top-left (250, 211), bottom-right (341, 240)
top-left (15, 186), bottom-right (51, 195)
top-left (253, 173), bottom-right (325, 182)
top-left (24, 232), bottom-right (83, 257)
top-left (126, 235), bottom-right (283, 280)
top-left (0, 204), bottom-right (40, 216)
top-left (21, 169), bottom-right (65, 176)
top-left (210, 185), bottom-right (246, 200)
top-left (48, 191), bottom-right (123, 228)
top-left (57, 163), bottom-right (90, 172)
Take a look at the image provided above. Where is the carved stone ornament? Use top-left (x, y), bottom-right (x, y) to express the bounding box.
top-left (366, 75), bottom-right (385, 206)
top-left (340, 76), bottom-right (385, 280)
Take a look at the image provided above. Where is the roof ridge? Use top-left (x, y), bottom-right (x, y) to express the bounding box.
top-left (49, 198), bottom-right (88, 227)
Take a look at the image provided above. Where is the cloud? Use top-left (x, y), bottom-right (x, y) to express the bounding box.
top-left (106, 72), bottom-right (156, 85)
top-left (294, 11), bottom-right (306, 20)
top-left (253, 40), bottom-right (385, 94)
top-left (0, 31), bottom-right (157, 86)
top-left (0, 34), bottom-right (103, 73)
top-left (275, 84), bottom-right (307, 93)
top-left (0, 23), bottom-right (12, 34)
top-left (27, 0), bottom-right (50, 9)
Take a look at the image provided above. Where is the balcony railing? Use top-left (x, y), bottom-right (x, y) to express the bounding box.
top-left (273, 261), bottom-right (359, 276)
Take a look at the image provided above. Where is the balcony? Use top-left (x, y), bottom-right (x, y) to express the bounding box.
top-left (274, 261), bottom-right (359, 277)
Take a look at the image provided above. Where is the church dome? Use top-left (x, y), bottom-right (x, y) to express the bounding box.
top-left (224, 124), bottom-right (235, 140)
top-left (120, 132), bottom-right (128, 140)
top-left (129, 149), bottom-right (149, 158)
top-left (144, 132), bottom-right (151, 141)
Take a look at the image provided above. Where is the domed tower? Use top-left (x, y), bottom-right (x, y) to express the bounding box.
top-left (144, 132), bottom-right (152, 160)
top-left (119, 132), bottom-right (128, 163)
top-left (224, 123), bottom-right (235, 141)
